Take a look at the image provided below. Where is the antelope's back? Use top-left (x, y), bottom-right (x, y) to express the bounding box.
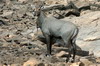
top-left (42, 17), bottom-right (77, 37)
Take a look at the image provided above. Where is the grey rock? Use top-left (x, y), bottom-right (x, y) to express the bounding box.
top-left (62, 11), bottom-right (100, 57)
top-left (0, 10), bottom-right (13, 18)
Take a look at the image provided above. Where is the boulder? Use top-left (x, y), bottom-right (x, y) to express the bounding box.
top-left (62, 11), bottom-right (100, 57)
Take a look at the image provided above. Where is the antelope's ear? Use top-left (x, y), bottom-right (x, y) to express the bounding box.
top-left (39, 1), bottom-right (45, 9)
top-left (33, 1), bottom-right (45, 10)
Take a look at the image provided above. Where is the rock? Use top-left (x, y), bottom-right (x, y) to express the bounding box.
top-left (80, 57), bottom-right (93, 66)
top-left (27, 33), bottom-right (37, 40)
top-left (18, 0), bottom-right (28, 3)
top-left (83, 36), bottom-right (100, 41)
top-left (21, 29), bottom-right (38, 40)
top-left (62, 11), bottom-right (100, 57)
top-left (26, 12), bottom-right (33, 17)
top-left (90, 1), bottom-right (100, 10)
top-left (3, 33), bottom-right (17, 43)
top-left (96, 58), bottom-right (100, 63)
top-left (16, 5), bottom-right (28, 18)
top-left (2, 43), bottom-right (9, 47)
top-left (37, 63), bottom-right (45, 66)
top-left (75, 0), bottom-right (90, 9)
top-left (0, 0), bottom-right (100, 66)
top-left (23, 57), bottom-right (40, 66)
top-left (0, 2), bottom-right (4, 8)
top-left (11, 63), bottom-right (22, 66)
top-left (5, 0), bottom-right (11, 6)
top-left (56, 63), bottom-right (66, 66)
top-left (20, 41), bottom-right (29, 46)
top-left (21, 29), bottom-right (33, 35)
top-left (55, 51), bottom-right (67, 57)
top-left (80, 10), bottom-right (92, 16)
top-left (0, 20), bottom-right (8, 26)
top-left (45, 0), bottom-right (67, 5)
top-left (90, 64), bottom-right (100, 66)
top-left (1, 10), bottom-right (13, 18)
top-left (45, 64), bottom-right (52, 66)
top-left (70, 62), bottom-right (82, 66)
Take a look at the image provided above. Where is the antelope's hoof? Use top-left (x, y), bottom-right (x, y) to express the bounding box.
top-left (66, 58), bottom-right (75, 63)
top-left (45, 54), bottom-right (52, 57)
top-left (69, 58), bottom-right (75, 63)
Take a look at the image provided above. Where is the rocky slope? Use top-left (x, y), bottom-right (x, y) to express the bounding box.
top-left (0, 0), bottom-right (100, 66)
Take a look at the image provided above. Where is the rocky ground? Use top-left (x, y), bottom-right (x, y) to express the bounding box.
top-left (0, 0), bottom-right (100, 66)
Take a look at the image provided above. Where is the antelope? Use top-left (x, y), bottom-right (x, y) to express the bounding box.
top-left (32, 1), bottom-right (79, 62)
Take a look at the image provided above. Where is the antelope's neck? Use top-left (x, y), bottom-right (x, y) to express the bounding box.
top-left (38, 11), bottom-right (46, 28)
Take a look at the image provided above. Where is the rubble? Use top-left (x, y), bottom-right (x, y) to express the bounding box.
top-left (0, 0), bottom-right (100, 66)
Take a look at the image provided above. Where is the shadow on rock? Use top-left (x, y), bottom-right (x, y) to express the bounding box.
top-left (37, 34), bottom-right (89, 57)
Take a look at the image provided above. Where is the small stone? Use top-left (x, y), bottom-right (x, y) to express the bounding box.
top-left (11, 63), bottom-right (22, 66)
top-left (45, 64), bottom-right (52, 66)
top-left (70, 62), bottom-right (81, 66)
top-left (23, 57), bottom-right (40, 66)
top-left (1, 10), bottom-right (13, 18)
top-left (18, 0), bottom-right (28, 3)
top-left (56, 63), bottom-right (66, 66)
top-left (89, 64), bottom-right (99, 66)
top-left (27, 33), bottom-right (37, 40)
top-left (55, 51), bottom-right (68, 57)
top-left (26, 12), bottom-right (33, 17)
top-left (96, 58), bottom-right (100, 63)
top-left (37, 63), bottom-right (45, 66)
top-left (80, 57), bottom-right (93, 66)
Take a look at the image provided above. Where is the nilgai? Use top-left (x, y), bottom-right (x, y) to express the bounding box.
top-left (32, 1), bottom-right (79, 62)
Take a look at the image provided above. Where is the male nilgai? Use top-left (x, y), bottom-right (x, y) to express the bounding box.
top-left (33, 2), bottom-right (79, 62)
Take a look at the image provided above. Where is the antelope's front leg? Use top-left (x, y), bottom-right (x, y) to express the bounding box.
top-left (44, 34), bottom-right (52, 56)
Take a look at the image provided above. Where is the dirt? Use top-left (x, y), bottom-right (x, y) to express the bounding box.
top-left (0, 0), bottom-right (100, 66)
